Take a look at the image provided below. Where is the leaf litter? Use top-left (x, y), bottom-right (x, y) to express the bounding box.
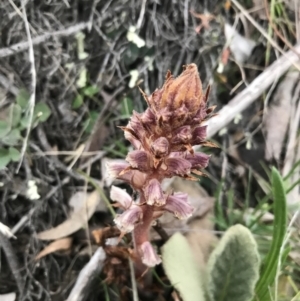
top-left (35, 237), bottom-right (73, 260)
top-left (36, 190), bottom-right (101, 240)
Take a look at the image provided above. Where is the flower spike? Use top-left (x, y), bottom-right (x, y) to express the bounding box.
top-left (109, 63), bottom-right (214, 268)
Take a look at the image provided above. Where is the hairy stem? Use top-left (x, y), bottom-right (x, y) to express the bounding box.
top-left (132, 194), bottom-right (154, 275)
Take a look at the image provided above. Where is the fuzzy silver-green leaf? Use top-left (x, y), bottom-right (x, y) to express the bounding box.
top-left (207, 224), bottom-right (260, 301)
top-left (162, 232), bottom-right (205, 301)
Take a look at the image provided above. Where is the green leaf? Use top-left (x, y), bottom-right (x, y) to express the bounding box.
top-left (208, 224), bottom-right (260, 301)
top-left (9, 104), bottom-right (22, 127)
top-left (16, 89), bottom-right (30, 109)
top-left (121, 97), bottom-right (133, 117)
top-left (72, 94), bottom-right (84, 109)
top-left (83, 111), bottom-right (98, 134)
top-left (83, 85), bottom-right (99, 97)
top-left (162, 233), bottom-right (205, 301)
top-left (34, 103), bottom-right (51, 122)
top-left (0, 120), bottom-right (11, 138)
top-left (0, 148), bottom-right (11, 170)
top-left (123, 43), bottom-right (141, 66)
top-left (8, 147), bottom-right (20, 162)
top-left (2, 129), bottom-right (21, 146)
top-left (254, 167), bottom-right (287, 301)
top-left (19, 116), bottom-right (31, 130)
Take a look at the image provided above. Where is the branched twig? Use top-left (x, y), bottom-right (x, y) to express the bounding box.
top-left (0, 74), bottom-right (19, 96)
top-left (206, 43), bottom-right (300, 138)
top-left (0, 232), bottom-right (25, 296)
top-left (0, 22), bottom-right (89, 58)
top-left (231, 0), bottom-right (300, 66)
top-left (16, 0), bottom-right (36, 172)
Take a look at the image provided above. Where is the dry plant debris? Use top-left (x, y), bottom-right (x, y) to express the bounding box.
top-left (35, 237), bottom-right (73, 260)
top-left (36, 190), bottom-right (101, 240)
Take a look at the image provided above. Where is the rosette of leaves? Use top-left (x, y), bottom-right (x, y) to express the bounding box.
top-left (0, 89), bottom-right (51, 169)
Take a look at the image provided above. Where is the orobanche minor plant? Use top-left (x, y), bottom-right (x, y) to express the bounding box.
top-left (107, 64), bottom-right (215, 268)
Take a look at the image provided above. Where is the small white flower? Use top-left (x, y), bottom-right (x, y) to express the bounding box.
top-left (126, 26), bottom-right (146, 48)
top-left (26, 180), bottom-right (40, 200)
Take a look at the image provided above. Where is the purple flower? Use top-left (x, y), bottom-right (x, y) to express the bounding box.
top-left (191, 125), bottom-right (207, 144)
top-left (126, 150), bottom-right (151, 171)
top-left (114, 205), bottom-right (143, 233)
top-left (164, 157), bottom-right (192, 177)
top-left (110, 186), bottom-right (132, 209)
top-left (139, 241), bottom-right (161, 267)
top-left (106, 160), bottom-right (147, 189)
top-left (124, 130), bottom-right (141, 149)
top-left (150, 137), bottom-right (169, 158)
top-left (144, 179), bottom-right (166, 206)
top-left (171, 125), bottom-right (192, 144)
top-left (164, 192), bottom-right (194, 219)
top-left (185, 152), bottom-right (210, 169)
top-left (106, 160), bottom-right (130, 179)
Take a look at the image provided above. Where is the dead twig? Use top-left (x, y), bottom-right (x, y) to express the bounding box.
top-left (206, 43), bottom-right (300, 138)
top-left (16, 0), bottom-right (36, 172)
top-left (263, 0), bottom-right (297, 52)
top-left (0, 74), bottom-right (19, 96)
top-left (66, 239), bottom-right (118, 301)
top-left (0, 232), bottom-right (25, 297)
top-left (231, 0), bottom-right (300, 65)
top-left (0, 22), bottom-right (89, 58)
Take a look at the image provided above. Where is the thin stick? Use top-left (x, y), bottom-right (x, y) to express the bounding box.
top-left (263, 0), bottom-right (298, 55)
top-left (129, 258), bottom-right (139, 301)
top-left (231, 0), bottom-right (300, 66)
top-left (16, 0), bottom-right (36, 172)
top-left (0, 232), bottom-right (25, 296)
top-left (0, 22), bottom-right (89, 58)
top-left (66, 247), bottom-right (107, 301)
top-left (0, 74), bottom-right (19, 96)
top-left (136, 0), bottom-right (147, 30)
top-left (67, 238), bottom-right (118, 301)
top-left (206, 43), bottom-right (300, 138)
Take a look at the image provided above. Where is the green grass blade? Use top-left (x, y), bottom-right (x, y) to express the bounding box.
top-left (254, 167), bottom-right (287, 301)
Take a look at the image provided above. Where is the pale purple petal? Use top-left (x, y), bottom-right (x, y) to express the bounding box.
top-left (171, 125), bottom-right (192, 144)
top-left (164, 192), bottom-right (194, 219)
top-left (106, 160), bottom-right (130, 179)
top-left (191, 126), bottom-right (207, 144)
top-left (140, 108), bottom-right (156, 130)
top-left (128, 112), bottom-right (147, 140)
top-left (165, 157), bottom-right (191, 176)
top-left (144, 179), bottom-right (166, 206)
top-left (110, 186), bottom-right (132, 209)
top-left (151, 137), bottom-right (169, 158)
top-left (185, 152), bottom-right (210, 169)
top-left (139, 241), bottom-right (161, 267)
top-left (126, 150), bottom-right (150, 171)
top-left (124, 130), bottom-right (141, 149)
top-left (114, 205), bottom-right (143, 233)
